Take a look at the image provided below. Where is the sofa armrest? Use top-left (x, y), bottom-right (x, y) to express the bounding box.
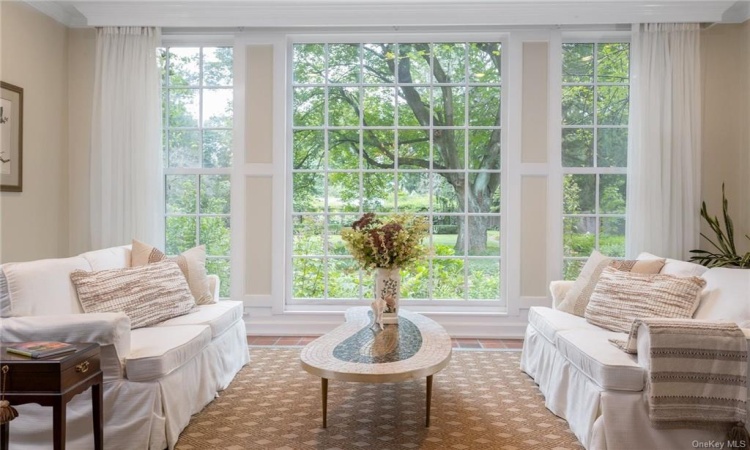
top-left (207, 274), bottom-right (220, 301)
top-left (549, 280), bottom-right (575, 309)
top-left (0, 313), bottom-right (131, 381)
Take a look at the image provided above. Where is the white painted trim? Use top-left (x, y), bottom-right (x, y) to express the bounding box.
top-left (23, 1), bottom-right (87, 27)
top-left (504, 33), bottom-right (522, 316)
top-left (519, 163), bottom-right (549, 176)
top-left (547, 31), bottom-right (564, 282)
top-left (271, 35), bottom-right (289, 316)
top-left (161, 34), bottom-right (235, 47)
top-left (244, 164), bottom-right (275, 176)
top-left (230, 36), bottom-right (248, 302)
top-left (244, 308), bottom-right (531, 338)
top-left (243, 294), bottom-right (274, 308)
top-left (72, 1), bottom-right (732, 28)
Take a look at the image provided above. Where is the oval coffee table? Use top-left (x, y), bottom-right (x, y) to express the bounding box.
top-left (300, 307), bottom-right (452, 428)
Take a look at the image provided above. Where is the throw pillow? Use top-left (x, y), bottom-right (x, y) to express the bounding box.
top-left (70, 261), bottom-right (196, 329)
top-left (584, 267), bottom-right (707, 333)
top-left (557, 251), bottom-right (666, 317)
top-left (131, 239), bottom-right (214, 305)
top-left (637, 252), bottom-right (708, 277)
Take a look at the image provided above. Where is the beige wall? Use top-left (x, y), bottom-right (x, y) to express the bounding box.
top-left (0, 2), bottom-right (69, 263)
top-left (701, 22), bottom-right (750, 254)
top-left (67, 28), bottom-right (96, 255)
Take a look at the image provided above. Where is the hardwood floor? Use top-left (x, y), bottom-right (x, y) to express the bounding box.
top-left (247, 336), bottom-right (524, 349)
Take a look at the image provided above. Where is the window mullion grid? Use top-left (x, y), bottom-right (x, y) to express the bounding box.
top-left (194, 47), bottom-right (205, 250)
top-left (357, 44), bottom-right (365, 299)
top-left (463, 43), bottom-right (471, 302)
top-left (592, 43), bottom-right (600, 253)
top-left (323, 43), bottom-right (331, 301)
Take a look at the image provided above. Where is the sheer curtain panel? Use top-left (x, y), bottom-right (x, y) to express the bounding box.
top-left (90, 27), bottom-right (163, 249)
top-left (626, 23), bottom-right (701, 260)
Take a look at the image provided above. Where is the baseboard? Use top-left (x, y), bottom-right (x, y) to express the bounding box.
top-left (243, 308), bottom-right (531, 338)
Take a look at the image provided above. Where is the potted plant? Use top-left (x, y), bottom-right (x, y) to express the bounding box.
top-left (689, 183), bottom-right (750, 268)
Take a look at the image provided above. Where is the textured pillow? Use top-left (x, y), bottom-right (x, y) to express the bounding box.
top-left (558, 251), bottom-right (666, 317)
top-left (70, 261), bottom-right (196, 329)
top-left (584, 267), bottom-right (707, 332)
top-left (557, 250), bottom-right (612, 316)
top-left (131, 239), bottom-right (214, 305)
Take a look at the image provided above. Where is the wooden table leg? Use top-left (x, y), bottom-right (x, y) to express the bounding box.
top-left (321, 378), bottom-right (328, 429)
top-left (1, 422), bottom-right (8, 450)
top-left (53, 398), bottom-right (66, 450)
top-left (92, 379), bottom-right (103, 450)
top-left (426, 375), bottom-right (433, 427)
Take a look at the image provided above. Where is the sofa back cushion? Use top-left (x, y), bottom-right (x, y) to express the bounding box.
top-left (585, 267), bottom-right (706, 332)
top-left (1, 257), bottom-right (92, 317)
top-left (637, 252), bottom-right (708, 277)
top-left (80, 245), bottom-right (132, 271)
top-left (70, 260), bottom-right (196, 329)
top-left (694, 268), bottom-right (750, 324)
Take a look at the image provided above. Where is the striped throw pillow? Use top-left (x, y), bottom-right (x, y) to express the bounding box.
top-left (130, 239), bottom-right (214, 305)
top-left (584, 267), bottom-right (706, 332)
top-left (70, 260), bottom-right (196, 329)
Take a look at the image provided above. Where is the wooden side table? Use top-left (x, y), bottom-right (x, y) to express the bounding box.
top-left (0, 343), bottom-right (103, 450)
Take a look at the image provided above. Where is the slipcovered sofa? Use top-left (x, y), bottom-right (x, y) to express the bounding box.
top-left (521, 257), bottom-right (750, 450)
top-left (0, 245), bottom-right (250, 449)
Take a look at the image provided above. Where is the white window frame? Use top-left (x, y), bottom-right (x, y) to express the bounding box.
top-left (554, 31), bottom-right (631, 279)
top-left (285, 32), bottom-right (511, 312)
top-left (161, 35), bottom-right (236, 296)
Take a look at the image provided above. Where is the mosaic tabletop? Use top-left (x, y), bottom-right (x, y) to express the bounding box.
top-left (300, 307), bottom-right (452, 383)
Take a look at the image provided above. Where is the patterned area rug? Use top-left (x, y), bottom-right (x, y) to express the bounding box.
top-left (176, 348), bottom-right (582, 449)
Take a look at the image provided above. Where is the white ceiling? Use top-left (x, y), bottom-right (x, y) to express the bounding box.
top-left (25, 0), bottom-right (750, 29)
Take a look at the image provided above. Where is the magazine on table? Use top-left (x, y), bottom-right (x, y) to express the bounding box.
top-left (5, 341), bottom-right (76, 358)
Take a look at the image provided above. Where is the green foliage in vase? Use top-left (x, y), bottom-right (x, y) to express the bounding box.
top-left (690, 184), bottom-right (750, 268)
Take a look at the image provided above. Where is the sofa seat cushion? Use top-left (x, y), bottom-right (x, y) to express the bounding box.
top-left (126, 325), bottom-right (211, 381)
top-left (155, 301), bottom-right (243, 338)
top-left (528, 306), bottom-right (591, 343)
top-left (556, 328), bottom-right (645, 391)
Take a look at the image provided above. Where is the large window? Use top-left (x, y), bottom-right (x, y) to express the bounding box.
top-left (291, 41), bottom-right (503, 303)
top-left (161, 46), bottom-right (233, 296)
top-left (561, 42), bottom-right (630, 279)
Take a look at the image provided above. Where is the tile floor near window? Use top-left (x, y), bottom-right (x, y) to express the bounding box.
top-left (247, 336), bottom-right (524, 349)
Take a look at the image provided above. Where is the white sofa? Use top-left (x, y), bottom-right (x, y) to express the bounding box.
top-left (521, 262), bottom-right (750, 450)
top-left (0, 245), bottom-right (250, 450)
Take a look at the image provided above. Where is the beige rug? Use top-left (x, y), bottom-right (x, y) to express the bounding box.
top-left (176, 348), bottom-right (582, 449)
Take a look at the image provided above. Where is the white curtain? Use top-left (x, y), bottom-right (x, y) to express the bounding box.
top-left (90, 27), bottom-right (163, 249)
top-left (626, 23), bottom-right (701, 260)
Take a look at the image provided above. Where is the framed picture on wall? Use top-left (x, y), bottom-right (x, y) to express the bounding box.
top-left (1, 81), bottom-right (23, 192)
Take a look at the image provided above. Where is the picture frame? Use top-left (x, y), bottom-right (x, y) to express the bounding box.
top-left (1, 81), bottom-right (23, 192)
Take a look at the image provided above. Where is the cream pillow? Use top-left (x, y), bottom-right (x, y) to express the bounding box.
top-left (131, 240), bottom-right (214, 305)
top-left (70, 261), bottom-right (196, 329)
top-left (558, 251), bottom-right (666, 317)
top-left (584, 267), bottom-right (706, 332)
top-left (637, 252), bottom-right (708, 277)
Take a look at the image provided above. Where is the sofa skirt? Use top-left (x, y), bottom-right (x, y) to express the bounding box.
top-left (7, 317), bottom-right (249, 450)
top-left (520, 323), bottom-right (742, 450)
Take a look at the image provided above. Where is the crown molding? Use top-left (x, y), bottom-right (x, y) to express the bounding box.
top-left (69, 1), bottom-right (734, 28)
top-left (24, 1), bottom-right (87, 27)
top-left (721, 1), bottom-right (750, 23)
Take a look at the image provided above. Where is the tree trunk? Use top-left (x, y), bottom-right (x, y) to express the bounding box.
top-left (452, 180), bottom-right (495, 255)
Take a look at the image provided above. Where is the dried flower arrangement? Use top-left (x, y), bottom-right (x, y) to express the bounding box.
top-left (340, 213), bottom-right (429, 271)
